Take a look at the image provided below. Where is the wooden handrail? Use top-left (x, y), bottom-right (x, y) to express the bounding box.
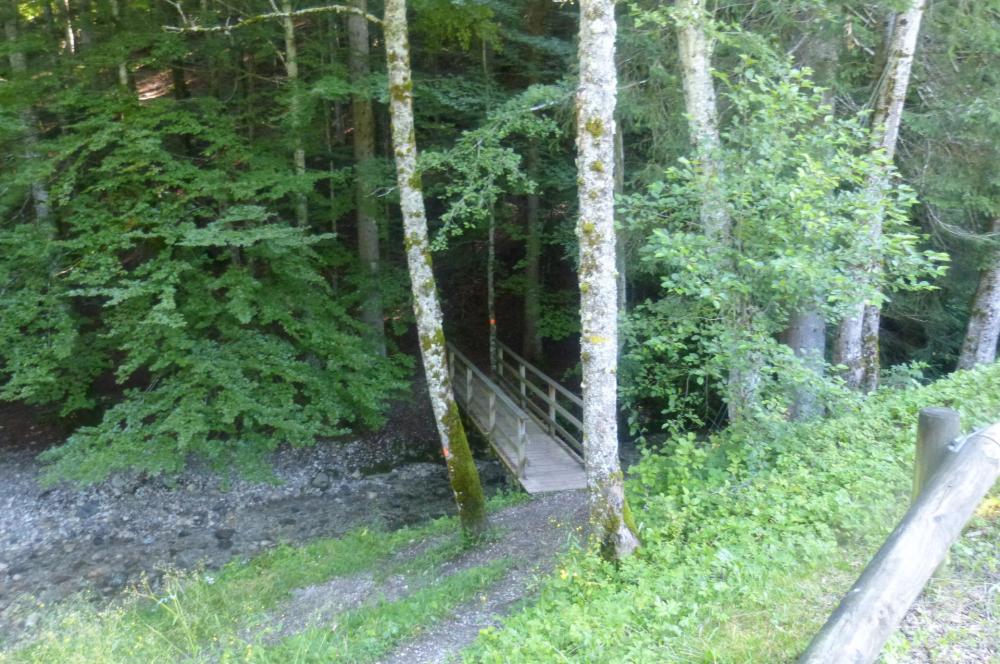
top-left (497, 341), bottom-right (583, 408)
top-left (799, 409), bottom-right (1000, 664)
top-left (447, 343), bottom-right (528, 477)
top-left (496, 341), bottom-right (584, 455)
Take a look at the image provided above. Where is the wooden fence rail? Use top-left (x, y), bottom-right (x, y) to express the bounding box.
top-left (798, 408), bottom-right (1000, 664)
top-left (447, 343), bottom-right (528, 478)
top-left (496, 341), bottom-right (584, 458)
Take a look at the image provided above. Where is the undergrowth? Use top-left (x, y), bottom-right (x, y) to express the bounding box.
top-left (465, 364), bottom-right (1000, 663)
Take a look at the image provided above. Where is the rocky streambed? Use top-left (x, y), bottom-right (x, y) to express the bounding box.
top-left (0, 401), bottom-right (509, 639)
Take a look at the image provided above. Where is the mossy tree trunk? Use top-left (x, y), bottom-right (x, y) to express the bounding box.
top-left (348, 0), bottom-right (386, 355)
top-left (576, 0), bottom-right (639, 561)
top-left (958, 218), bottom-right (1000, 370)
top-left (835, 0), bottom-right (927, 392)
top-left (384, 0), bottom-right (487, 536)
top-left (281, 0), bottom-right (309, 227)
top-left (674, 0), bottom-right (758, 422)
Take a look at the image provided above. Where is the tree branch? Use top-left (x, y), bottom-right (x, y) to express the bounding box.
top-left (163, 3), bottom-right (382, 33)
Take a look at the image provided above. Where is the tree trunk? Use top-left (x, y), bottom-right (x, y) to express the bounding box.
top-left (108, 0), bottom-right (131, 89)
top-left (3, 11), bottom-right (51, 224)
top-left (957, 219), bottom-right (1000, 370)
top-left (835, 0), bottom-right (927, 392)
top-left (487, 205), bottom-right (498, 373)
top-left (675, 0), bottom-right (727, 239)
top-left (614, 119), bottom-right (626, 357)
top-left (522, 145), bottom-right (543, 362)
top-left (785, 22), bottom-right (838, 419)
top-left (347, 0), bottom-right (386, 355)
top-left (281, 0), bottom-right (309, 227)
top-left (384, 0), bottom-right (487, 536)
top-left (674, 0), bottom-right (757, 421)
top-left (576, 0), bottom-right (639, 561)
top-left (785, 307), bottom-right (826, 420)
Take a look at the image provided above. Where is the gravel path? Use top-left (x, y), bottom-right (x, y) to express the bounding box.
top-left (377, 490), bottom-right (588, 664)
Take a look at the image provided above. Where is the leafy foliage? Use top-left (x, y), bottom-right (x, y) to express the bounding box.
top-left (0, 94), bottom-right (406, 482)
top-left (467, 363), bottom-right (1000, 662)
top-left (622, 59), bottom-right (947, 431)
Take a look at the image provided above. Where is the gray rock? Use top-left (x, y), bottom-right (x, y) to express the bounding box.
top-left (213, 528), bottom-right (235, 541)
top-left (310, 472), bottom-right (331, 491)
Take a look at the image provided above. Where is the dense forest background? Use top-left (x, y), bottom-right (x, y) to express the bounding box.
top-left (1, 0), bottom-right (998, 482)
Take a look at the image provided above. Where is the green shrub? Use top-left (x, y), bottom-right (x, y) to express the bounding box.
top-left (466, 364), bottom-right (1000, 663)
top-left (0, 94), bottom-right (408, 483)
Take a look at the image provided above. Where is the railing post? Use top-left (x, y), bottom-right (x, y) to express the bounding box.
top-left (488, 391), bottom-right (496, 433)
top-left (517, 415), bottom-right (527, 478)
top-left (449, 349), bottom-right (455, 387)
top-left (519, 363), bottom-right (527, 408)
top-left (547, 384), bottom-right (556, 434)
top-left (466, 366), bottom-right (472, 402)
top-left (914, 407), bottom-right (960, 501)
top-left (498, 346), bottom-right (504, 379)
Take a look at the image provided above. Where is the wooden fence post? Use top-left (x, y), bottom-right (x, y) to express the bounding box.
top-left (913, 407), bottom-right (960, 501)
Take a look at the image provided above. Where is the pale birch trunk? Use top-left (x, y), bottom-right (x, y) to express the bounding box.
top-left (4, 12), bottom-right (51, 223)
top-left (675, 0), bottom-right (757, 422)
top-left (281, 0), bottom-right (309, 227)
top-left (835, 0), bottom-right (926, 392)
top-left (347, 0), bottom-right (386, 355)
top-left (958, 219), bottom-right (1000, 370)
top-left (675, 0), bottom-right (727, 238)
top-left (576, 0), bottom-right (639, 560)
top-left (614, 121), bottom-right (626, 357)
top-left (384, 0), bottom-right (486, 535)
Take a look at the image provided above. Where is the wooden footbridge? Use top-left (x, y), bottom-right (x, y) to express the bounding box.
top-left (448, 341), bottom-right (587, 494)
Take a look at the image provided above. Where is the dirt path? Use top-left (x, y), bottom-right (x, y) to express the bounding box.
top-left (247, 491), bottom-right (589, 663)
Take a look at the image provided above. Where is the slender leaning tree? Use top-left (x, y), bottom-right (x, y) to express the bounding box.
top-left (384, 0), bottom-right (487, 535)
top-left (575, 0), bottom-right (639, 560)
top-left (835, 0), bottom-right (927, 392)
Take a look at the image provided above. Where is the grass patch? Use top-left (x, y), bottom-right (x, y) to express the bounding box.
top-left (464, 364), bottom-right (1000, 663)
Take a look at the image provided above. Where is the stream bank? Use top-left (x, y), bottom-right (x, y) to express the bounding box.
top-left (0, 396), bottom-right (510, 639)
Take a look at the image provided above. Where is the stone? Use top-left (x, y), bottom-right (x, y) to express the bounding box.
top-left (213, 528), bottom-right (235, 541)
top-left (310, 472), bottom-right (331, 490)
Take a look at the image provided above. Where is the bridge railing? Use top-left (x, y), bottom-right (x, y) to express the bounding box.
top-left (447, 343), bottom-right (528, 478)
top-left (496, 341), bottom-right (583, 458)
top-left (799, 407), bottom-right (1000, 664)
